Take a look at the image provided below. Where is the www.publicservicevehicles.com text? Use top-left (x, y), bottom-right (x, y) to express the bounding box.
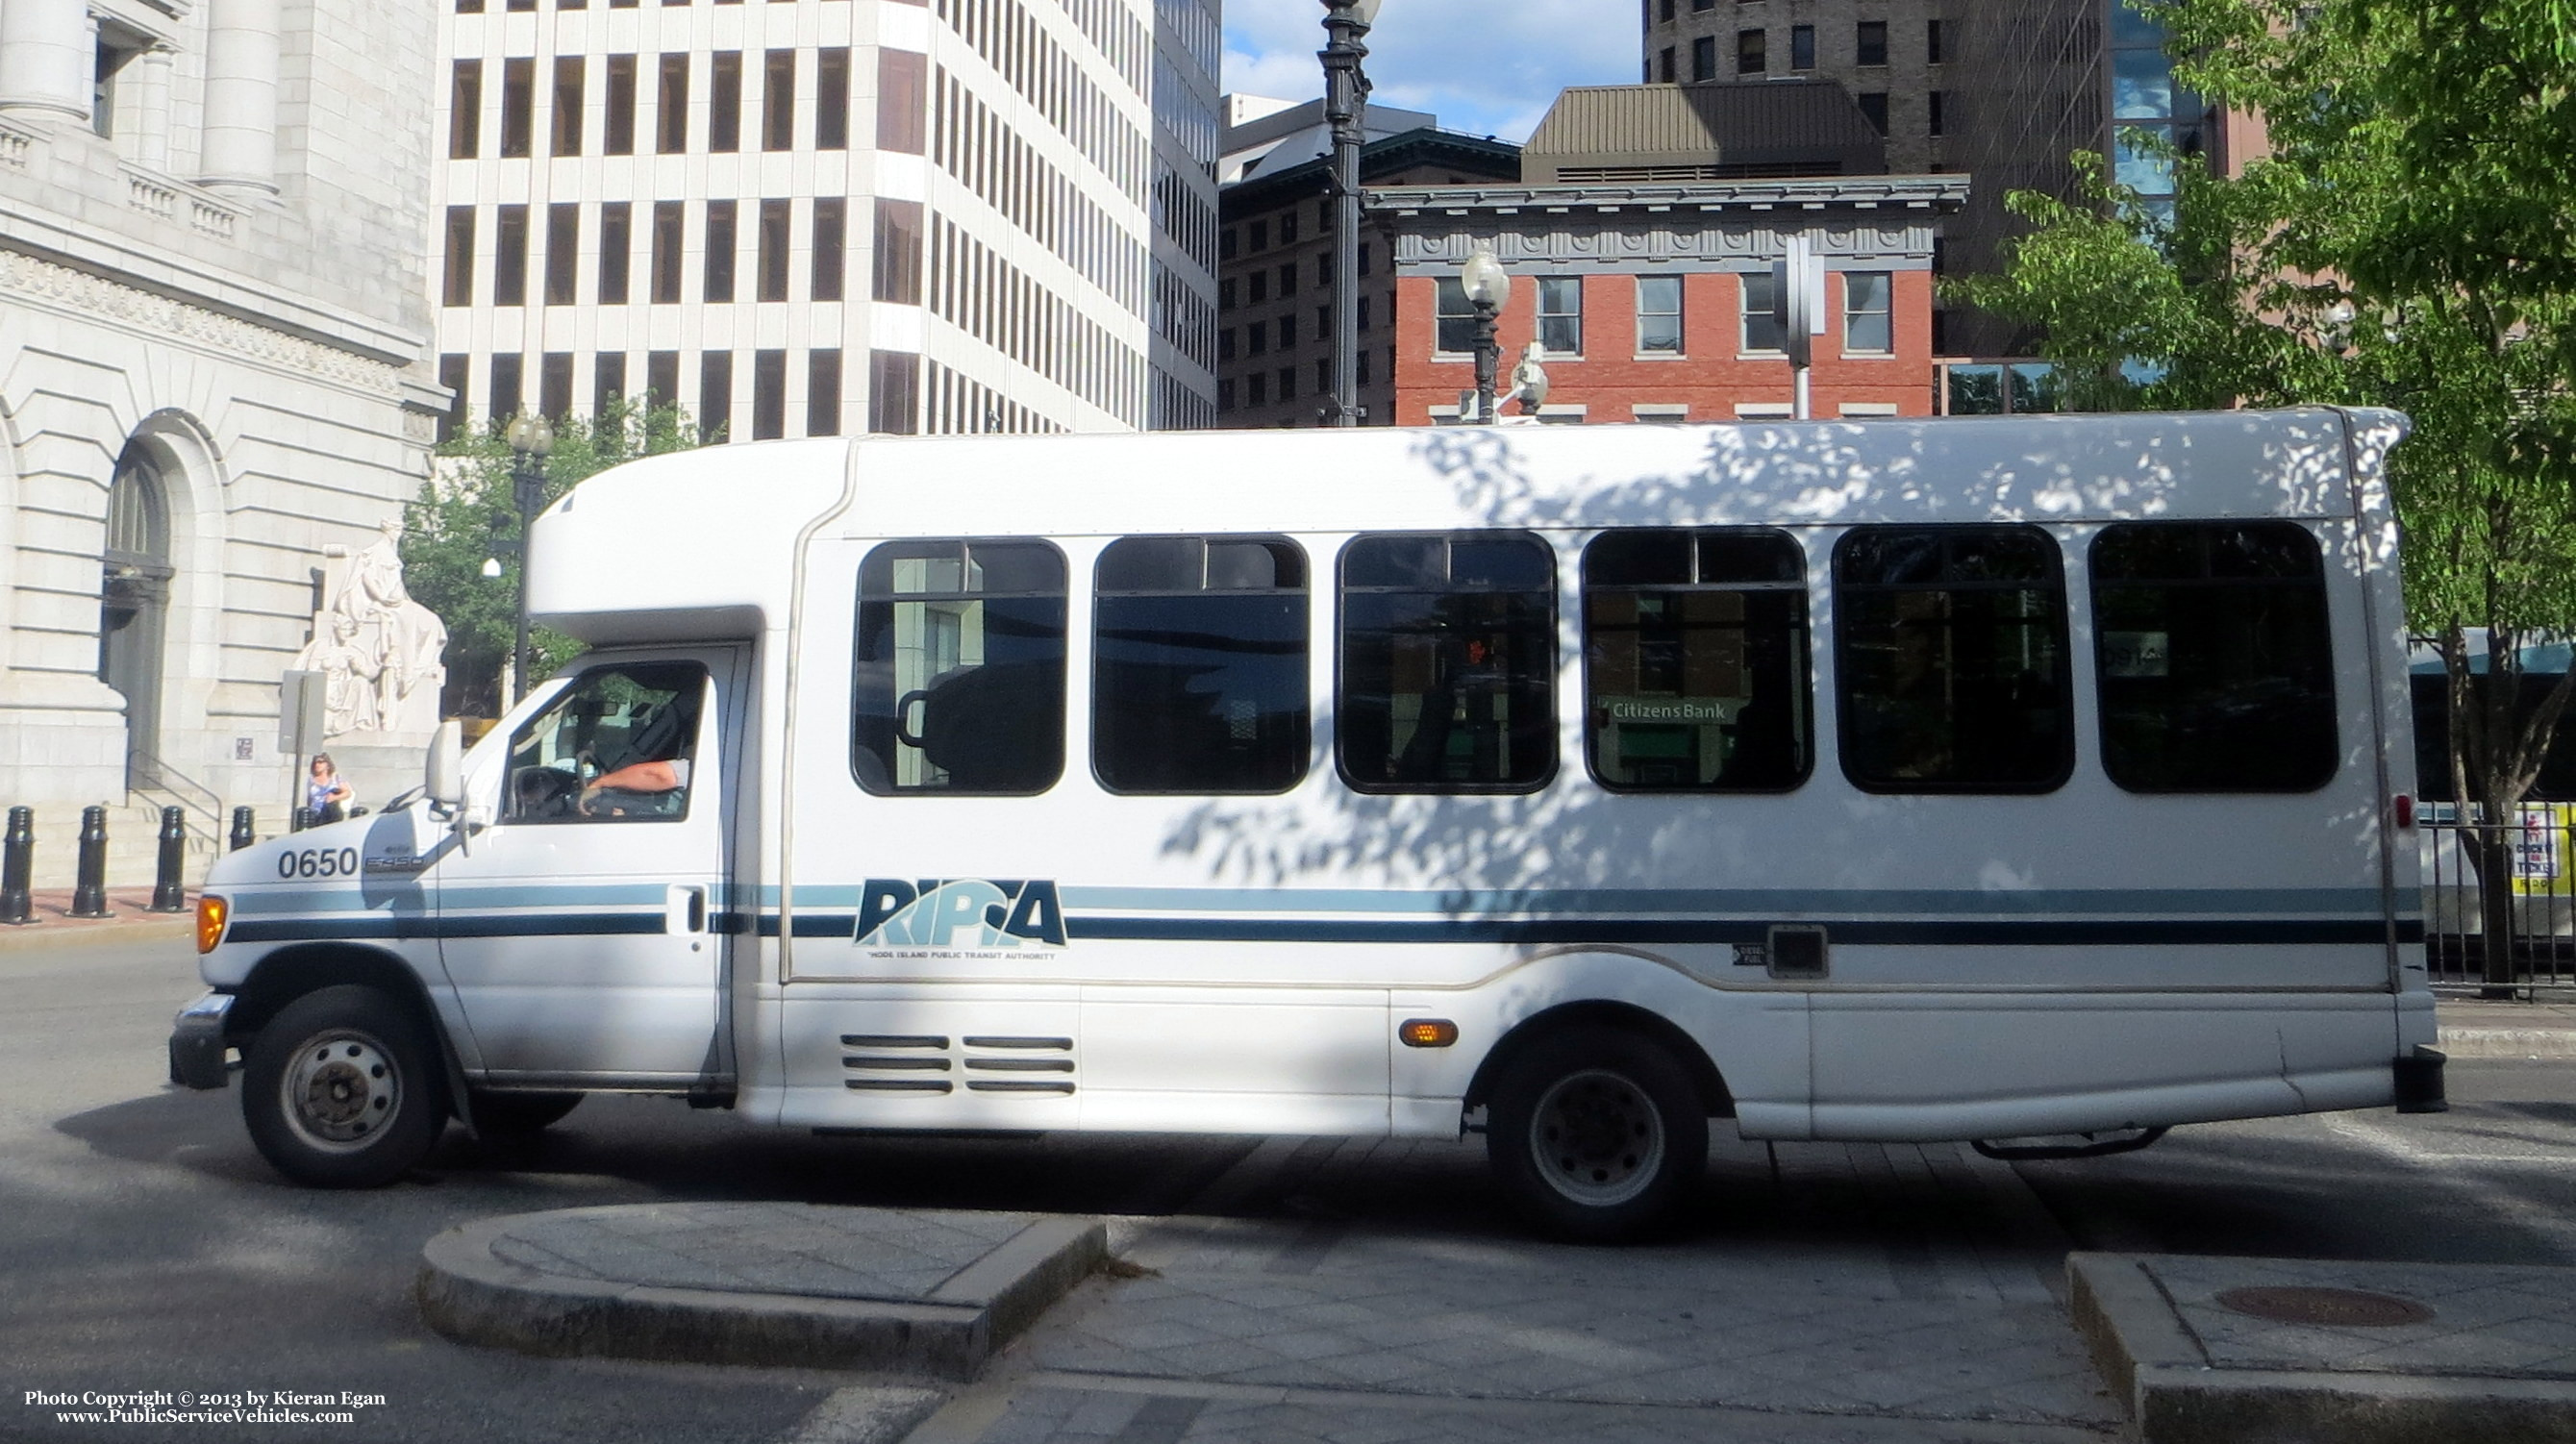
top-left (26, 1390), bottom-right (386, 1425)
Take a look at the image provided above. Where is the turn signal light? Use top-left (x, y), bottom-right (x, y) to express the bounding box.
top-left (2393, 794), bottom-right (2415, 830)
top-left (1399, 1018), bottom-right (1459, 1049)
top-left (195, 895), bottom-right (229, 955)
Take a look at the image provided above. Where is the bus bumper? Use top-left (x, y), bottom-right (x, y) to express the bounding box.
top-left (168, 991), bottom-right (234, 1090)
top-left (2393, 1044), bottom-right (2447, 1114)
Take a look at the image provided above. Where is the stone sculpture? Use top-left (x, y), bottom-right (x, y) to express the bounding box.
top-left (288, 520), bottom-right (448, 738)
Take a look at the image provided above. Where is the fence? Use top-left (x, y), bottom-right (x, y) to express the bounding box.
top-left (2421, 810), bottom-right (2576, 993)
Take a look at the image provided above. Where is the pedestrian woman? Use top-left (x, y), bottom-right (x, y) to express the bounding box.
top-left (306, 753), bottom-right (353, 825)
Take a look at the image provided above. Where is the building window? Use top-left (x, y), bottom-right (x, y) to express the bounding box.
top-left (758, 199), bottom-right (790, 302)
top-left (1358, 295), bottom-right (1370, 332)
top-left (604, 55), bottom-right (637, 154)
top-left (1217, 329), bottom-right (1235, 361)
top-left (488, 353), bottom-right (523, 422)
top-left (704, 200), bottom-right (737, 302)
top-left (449, 61), bottom-right (481, 159)
top-left (1338, 533), bottom-right (1557, 792)
top-left (1218, 278), bottom-right (1236, 311)
top-left (1857, 91), bottom-right (1888, 135)
top-left (599, 202), bottom-right (631, 304)
top-left (1093, 536), bottom-right (1310, 794)
top-left (853, 539), bottom-right (1065, 793)
top-left (1583, 529), bottom-right (1812, 791)
top-left (544, 203), bottom-right (579, 305)
top-left (1435, 278), bottom-right (1474, 354)
top-left (868, 349), bottom-right (919, 434)
top-left (437, 355), bottom-right (469, 441)
top-left (1636, 275), bottom-right (1683, 353)
top-left (552, 57), bottom-right (585, 155)
top-left (540, 352), bottom-right (574, 420)
top-left (1740, 271), bottom-right (1781, 352)
top-left (1927, 18), bottom-right (1944, 63)
top-left (1247, 320), bottom-right (1266, 357)
top-left (1736, 29), bottom-right (1763, 75)
top-left (815, 48), bottom-right (849, 148)
top-left (1219, 229), bottom-right (1237, 261)
top-left (1659, 46), bottom-right (1675, 82)
top-left (1278, 365), bottom-right (1295, 400)
top-left (1356, 349), bottom-right (1371, 385)
top-left (763, 49), bottom-right (795, 150)
top-left (493, 204), bottom-right (529, 306)
top-left (499, 58), bottom-right (533, 157)
top-left (808, 349), bottom-right (842, 436)
top-left (874, 199), bottom-right (922, 304)
top-left (594, 353), bottom-right (626, 417)
top-left (2090, 522), bottom-right (2337, 792)
top-left (1928, 90), bottom-right (1945, 137)
top-left (709, 52), bottom-right (742, 151)
top-left (1659, 0), bottom-right (1673, 18)
top-left (1857, 20), bottom-right (1888, 65)
top-left (1279, 261), bottom-right (1298, 298)
top-left (1216, 378), bottom-right (1235, 410)
top-left (1249, 218), bottom-right (1268, 251)
top-left (650, 201), bottom-right (683, 303)
top-left (812, 197), bottom-right (845, 301)
top-left (647, 350), bottom-right (679, 405)
top-left (1248, 372), bottom-right (1266, 405)
top-left (441, 207), bottom-right (475, 306)
top-left (1790, 24), bottom-right (1814, 69)
top-left (1844, 271), bottom-right (1892, 352)
top-left (1249, 270), bottom-right (1267, 304)
top-left (1279, 313), bottom-right (1297, 348)
top-left (1316, 359), bottom-right (1331, 392)
top-left (752, 349), bottom-right (787, 439)
top-left (700, 351), bottom-right (733, 440)
top-left (1537, 277), bottom-right (1582, 356)
top-left (656, 54), bottom-right (689, 153)
top-left (1359, 244), bottom-right (1372, 276)
top-left (1835, 527), bottom-right (2072, 793)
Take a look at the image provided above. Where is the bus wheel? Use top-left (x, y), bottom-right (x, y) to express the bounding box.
top-left (241, 984), bottom-right (445, 1188)
top-left (468, 1090), bottom-right (583, 1135)
top-left (1487, 1025), bottom-right (1707, 1243)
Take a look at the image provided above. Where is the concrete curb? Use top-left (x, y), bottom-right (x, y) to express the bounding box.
top-left (416, 1207), bottom-right (1106, 1379)
top-left (0, 915), bottom-right (192, 956)
top-left (2438, 1027), bottom-right (2576, 1059)
top-left (2068, 1253), bottom-right (2576, 1443)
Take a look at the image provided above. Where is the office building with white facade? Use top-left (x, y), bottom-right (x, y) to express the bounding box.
top-left (433, 0), bottom-right (1219, 441)
top-left (0, 0), bottom-right (444, 847)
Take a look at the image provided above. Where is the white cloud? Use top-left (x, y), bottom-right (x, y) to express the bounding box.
top-left (1221, 0), bottom-right (1638, 143)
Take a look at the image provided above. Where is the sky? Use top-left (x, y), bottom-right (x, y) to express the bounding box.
top-left (1219, 0), bottom-right (1639, 145)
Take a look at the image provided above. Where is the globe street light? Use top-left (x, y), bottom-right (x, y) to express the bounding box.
top-left (503, 414), bottom-right (554, 704)
top-left (1461, 246), bottom-right (1511, 424)
top-left (1319, 0), bottom-right (1385, 427)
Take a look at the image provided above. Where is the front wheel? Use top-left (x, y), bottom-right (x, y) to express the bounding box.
top-left (1487, 1025), bottom-right (1708, 1243)
top-left (241, 984), bottom-right (446, 1187)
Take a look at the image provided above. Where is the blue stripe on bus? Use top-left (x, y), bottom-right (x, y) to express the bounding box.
top-left (228, 912), bottom-right (666, 943)
top-left (750, 911), bottom-right (2423, 948)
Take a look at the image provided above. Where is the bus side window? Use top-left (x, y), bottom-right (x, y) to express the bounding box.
top-left (2091, 521), bottom-right (2337, 791)
top-left (1338, 532), bottom-right (1556, 793)
top-left (852, 538), bottom-right (1066, 795)
top-left (1583, 528), bottom-right (1812, 791)
top-left (1836, 526), bottom-right (2073, 793)
top-left (1093, 535), bottom-right (1310, 794)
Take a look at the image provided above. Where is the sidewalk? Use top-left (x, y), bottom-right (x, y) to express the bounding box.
top-left (2436, 998), bottom-right (2576, 1058)
top-left (0, 888), bottom-right (193, 953)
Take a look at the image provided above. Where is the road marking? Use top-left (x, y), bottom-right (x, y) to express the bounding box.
top-left (778, 1385), bottom-right (945, 1444)
top-left (2321, 1114), bottom-right (2576, 1256)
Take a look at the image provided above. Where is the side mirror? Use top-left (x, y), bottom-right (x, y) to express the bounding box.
top-left (426, 720), bottom-right (464, 809)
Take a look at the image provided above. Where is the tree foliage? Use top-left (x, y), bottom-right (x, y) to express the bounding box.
top-left (1952, 0), bottom-right (2576, 831)
top-left (401, 396), bottom-right (700, 715)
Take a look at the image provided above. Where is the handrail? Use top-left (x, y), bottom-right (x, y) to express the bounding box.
top-left (128, 750), bottom-right (224, 833)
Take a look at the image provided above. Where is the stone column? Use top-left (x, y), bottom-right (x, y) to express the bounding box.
top-left (196, 0), bottom-right (280, 196)
top-left (0, 0), bottom-right (91, 123)
top-left (131, 42), bottom-right (175, 168)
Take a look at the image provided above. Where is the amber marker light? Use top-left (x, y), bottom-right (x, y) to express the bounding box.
top-left (195, 895), bottom-right (229, 955)
top-left (1399, 1018), bottom-right (1459, 1048)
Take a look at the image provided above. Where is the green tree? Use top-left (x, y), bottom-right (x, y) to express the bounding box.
top-left (402, 395), bottom-right (701, 715)
top-left (1953, 0), bottom-right (2576, 989)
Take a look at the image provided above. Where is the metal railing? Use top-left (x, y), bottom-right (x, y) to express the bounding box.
top-left (2421, 813), bottom-right (2576, 994)
top-left (128, 749), bottom-right (223, 834)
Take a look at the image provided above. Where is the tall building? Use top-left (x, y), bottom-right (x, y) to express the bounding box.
top-left (1639, 0), bottom-right (1952, 175)
top-left (0, 0), bottom-right (444, 839)
top-left (432, 0), bottom-right (1220, 442)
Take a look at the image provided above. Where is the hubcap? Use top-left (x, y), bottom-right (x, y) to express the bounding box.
top-left (1530, 1068), bottom-right (1664, 1207)
top-left (279, 1029), bottom-right (400, 1153)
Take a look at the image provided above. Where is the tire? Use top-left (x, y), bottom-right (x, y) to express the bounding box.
top-left (1486, 1024), bottom-right (1709, 1243)
top-left (467, 1089), bottom-right (583, 1135)
top-left (240, 984), bottom-right (447, 1188)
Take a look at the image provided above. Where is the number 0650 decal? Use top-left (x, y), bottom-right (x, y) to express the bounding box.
top-left (277, 848), bottom-right (360, 880)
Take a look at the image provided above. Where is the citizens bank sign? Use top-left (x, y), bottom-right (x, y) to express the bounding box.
top-left (1600, 696), bottom-right (1735, 724)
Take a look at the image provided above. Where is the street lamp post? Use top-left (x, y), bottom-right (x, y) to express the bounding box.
top-left (503, 415), bottom-right (554, 705)
top-left (1461, 247), bottom-right (1511, 424)
top-left (1319, 0), bottom-right (1384, 427)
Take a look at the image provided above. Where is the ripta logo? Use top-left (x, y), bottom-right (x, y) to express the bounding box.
top-left (853, 879), bottom-right (1067, 949)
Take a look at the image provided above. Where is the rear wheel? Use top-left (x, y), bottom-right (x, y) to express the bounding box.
top-left (240, 984), bottom-right (446, 1188)
top-left (1487, 1025), bottom-right (1708, 1243)
top-left (467, 1089), bottom-right (584, 1135)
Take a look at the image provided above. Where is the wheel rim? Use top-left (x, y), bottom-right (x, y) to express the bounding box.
top-left (278, 1029), bottom-right (402, 1153)
top-left (1529, 1068), bottom-right (1664, 1207)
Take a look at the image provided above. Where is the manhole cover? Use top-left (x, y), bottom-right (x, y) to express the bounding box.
top-left (2215, 1285), bottom-right (2436, 1327)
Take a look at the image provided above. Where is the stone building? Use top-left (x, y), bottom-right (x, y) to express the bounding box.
top-left (0, 0), bottom-right (446, 849)
top-left (431, 0), bottom-right (1221, 442)
top-left (1639, 0), bottom-right (1951, 176)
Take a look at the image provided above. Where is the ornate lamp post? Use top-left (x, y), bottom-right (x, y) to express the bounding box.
top-left (1319, 0), bottom-right (1385, 427)
top-left (502, 415), bottom-right (554, 704)
top-left (1461, 246), bottom-right (1511, 424)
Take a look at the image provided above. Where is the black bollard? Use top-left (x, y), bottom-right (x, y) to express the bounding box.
top-left (229, 805), bottom-right (256, 852)
top-left (151, 807), bottom-right (188, 912)
top-left (347, 806), bottom-right (368, 818)
top-left (70, 805), bottom-right (110, 918)
top-left (0, 808), bottom-right (32, 926)
top-left (290, 807), bottom-right (313, 833)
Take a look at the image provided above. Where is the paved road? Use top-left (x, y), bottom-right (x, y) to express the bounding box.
top-left (4, 937), bottom-right (2569, 1442)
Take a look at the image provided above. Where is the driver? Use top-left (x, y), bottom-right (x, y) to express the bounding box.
top-left (579, 695), bottom-right (698, 816)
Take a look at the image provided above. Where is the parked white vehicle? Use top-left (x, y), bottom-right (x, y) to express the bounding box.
top-left (172, 408), bottom-right (2443, 1239)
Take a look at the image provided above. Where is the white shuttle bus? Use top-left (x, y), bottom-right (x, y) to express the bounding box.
top-left (172, 408), bottom-right (2445, 1239)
